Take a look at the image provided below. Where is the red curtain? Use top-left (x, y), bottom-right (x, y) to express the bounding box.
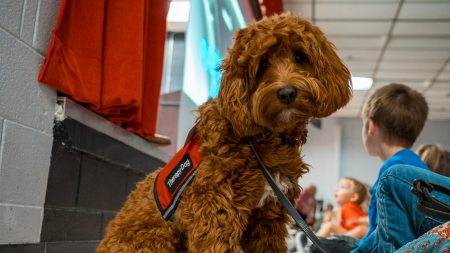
top-left (259, 0), bottom-right (283, 18)
top-left (38, 0), bottom-right (168, 137)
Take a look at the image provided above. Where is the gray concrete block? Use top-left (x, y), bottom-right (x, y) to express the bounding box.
top-left (41, 208), bottom-right (102, 241)
top-left (0, 29), bottom-right (56, 134)
top-left (20, 0), bottom-right (39, 46)
top-left (0, 117), bottom-right (3, 147)
top-left (0, 0), bottom-right (24, 37)
top-left (33, 0), bottom-right (61, 55)
top-left (0, 205), bottom-right (42, 244)
top-left (0, 120), bottom-right (53, 206)
top-left (0, 243), bottom-right (45, 252)
top-left (46, 241), bottom-right (100, 253)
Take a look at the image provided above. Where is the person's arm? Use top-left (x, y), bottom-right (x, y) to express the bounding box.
top-left (344, 222), bottom-right (369, 239)
top-left (351, 165), bottom-right (450, 253)
top-left (342, 205), bottom-right (369, 239)
top-left (316, 222), bottom-right (348, 237)
top-left (341, 205), bottom-right (365, 231)
top-left (347, 216), bottom-right (369, 227)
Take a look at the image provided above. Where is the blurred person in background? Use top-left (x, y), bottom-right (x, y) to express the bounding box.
top-left (317, 178), bottom-right (369, 240)
top-left (295, 185), bottom-right (317, 227)
top-left (417, 144), bottom-right (450, 177)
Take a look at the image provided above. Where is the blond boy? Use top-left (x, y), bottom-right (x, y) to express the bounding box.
top-left (317, 177), bottom-right (368, 239)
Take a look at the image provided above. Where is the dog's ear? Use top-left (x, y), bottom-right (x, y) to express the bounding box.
top-left (307, 26), bottom-right (353, 118)
top-left (216, 29), bottom-right (263, 137)
top-left (217, 57), bottom-right (261, 137)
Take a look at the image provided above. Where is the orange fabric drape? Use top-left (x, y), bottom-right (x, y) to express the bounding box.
top-left (38, 0), bottom-right (168, 137)
top-left (259, 0), bottom-right (283, 18)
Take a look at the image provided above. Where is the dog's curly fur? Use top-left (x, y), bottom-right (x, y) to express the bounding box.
top-left (97, 13), bottom-right (352, 253)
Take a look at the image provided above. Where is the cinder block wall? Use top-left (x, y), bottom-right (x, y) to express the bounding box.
top-left (0, 0), bottom-right (60, 244)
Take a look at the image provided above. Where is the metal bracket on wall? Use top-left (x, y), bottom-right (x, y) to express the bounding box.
top-left (54, 96), bottom-right (173, 163)
top-left (55, 97), bottom-right (67, 121)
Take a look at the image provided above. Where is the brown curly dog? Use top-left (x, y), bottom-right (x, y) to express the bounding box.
top-left (97, 13), bottom-right (352, 253)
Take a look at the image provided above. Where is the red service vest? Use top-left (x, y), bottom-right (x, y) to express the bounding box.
top-left (154, 135), bottom-right (203, 220)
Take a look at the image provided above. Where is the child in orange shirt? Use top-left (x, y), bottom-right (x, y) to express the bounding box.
top-left (316, 177), bottom-right (369, 239)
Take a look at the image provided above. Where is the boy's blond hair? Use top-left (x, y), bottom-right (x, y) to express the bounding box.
top-left (417, 144), bottom-right (450, 177)
top-left (342, 177), bottom-right (368, 205)
top-left (362, 83), bottom-right (428, 148)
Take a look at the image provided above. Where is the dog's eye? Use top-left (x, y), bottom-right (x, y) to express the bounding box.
top-left (295, 53), bottom-right (303, 63)
top-left (259, 60), bottom-right (268, 71)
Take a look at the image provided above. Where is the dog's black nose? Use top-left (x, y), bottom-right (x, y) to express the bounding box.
top-left (277, 86), bottom-right (297, 104)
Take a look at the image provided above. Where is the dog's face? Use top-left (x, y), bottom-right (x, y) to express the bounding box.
top-left (217, 13), bottom-right (353, 137)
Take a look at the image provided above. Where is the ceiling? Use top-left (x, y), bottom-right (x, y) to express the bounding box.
top-left (283, 0), bottom-right (450, 120)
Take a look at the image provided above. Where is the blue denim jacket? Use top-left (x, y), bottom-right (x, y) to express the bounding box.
top-left (357, 149), bottom-right (430, 246)
top-left (352, 165), bottom-right (447, 253)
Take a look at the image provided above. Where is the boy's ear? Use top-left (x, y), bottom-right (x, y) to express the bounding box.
top-left (350, 193), bottom-right (359, 203)
top-left (368, 119), bottom-right (376, 136)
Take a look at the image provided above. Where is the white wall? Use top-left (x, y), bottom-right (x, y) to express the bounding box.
top-left (339, 118), bottom-right (382, 186)
top-left (176, 91), bottom-right (198, 151)
top-left (0, 0), bottom-right (59, 244)
top-left (412, 120), bottom-right (450, 152)
top-left (301, 118), bottom-right (342, 206)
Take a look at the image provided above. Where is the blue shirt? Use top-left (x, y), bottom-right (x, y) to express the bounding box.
top-left (358, 149), bottom-right (429, 246)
